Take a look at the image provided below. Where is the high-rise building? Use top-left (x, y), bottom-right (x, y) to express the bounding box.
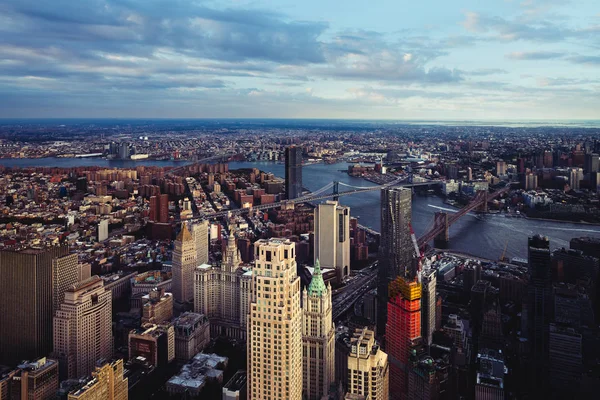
top-left (584, 153), bottom-right (599, 174)
top-left (53, 276), bottom-right (113, 379)
top-left (474, 349), bottom-right (505, 400)
top-left (149, 196), bottom-right (158, 222)
top-left (285, 146), bottom-right (303, 199)
top-left (0, 245), bottom-right (69, 366)
top-left (496, 161), bottom-right (507, 176)
top-left (192, 220), bottom-right (209, 266)
top-left (97, 219), bottom-right (109, 242)
top-left (172, 223), bottom-right (197, 306)
top-left (0, 358), bottom-right (59, 400)
top-left (386, 277), bottom-right (421, 400)
top-left (159, 193), bottom-right (169, 223)
top-left (194, 231), bottom-right (252, 339)
top-left (67, 359), bottom-right (128, 400)
top-left (568, 167), bottom-right (583, 190)
top-left (314, 200), bottom-right (351, 282)
top-left (548, 323), bottom-right (582, 396)
top-left (527, 234), bottom-right (551, 393)
top-left (172, 312), bottom-right (210, 362)
top-left (129, 323), bottom-right (175, 367)
top-left (421, 268), bottom-right (437, 346)
top-left (346, 327), bottom-right (389, 400)
top-left (52, 253), bottom-right (80, 315)
top-left (247, 239), bottom-right (302, 400)
top-left (302, 260), bottom-right (335, 400)
top-left (378, 187), bottom-right (414, 335)
top-left (525, 173), bottom-right (538, 190)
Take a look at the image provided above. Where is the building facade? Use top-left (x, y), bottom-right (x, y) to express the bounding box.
top-left (172, 224), bottom-right (197, 306)
top-left (387, 277), bottom-right (422, 400)
top-left (346, 328), bottom-right (389, 400)
top-left (194, 231), bottom-right (252, 339)
top-left (302, 260), bottom-right (335, 400)
top-left (67, 360), bottom-right (128, 400)
top-left (192, 220), bottom-right (209, 266)
top-left (314, 200), bottom-right (351, 282)
top-left (421, 268), bottom-right (437, 346)
top-left (0, 358), bottom-right (59, 400)
top-left (53, 276), bottom-right (113, 379)
top-left (285, 146), bottom-right (303, 199)
top-left (141, 289), bottom-right (174, 324)
top-left (247, 239), bottom-right (303, 400)
top-left (129, 323), bottom-right (175, 367)
top-left (173, 312), bottom-right (210, 362)
top-left (378, 188), bottom-right (414, 335)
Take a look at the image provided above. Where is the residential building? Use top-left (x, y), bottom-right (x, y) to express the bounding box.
top-left (346, 328), bottom-right (389, 400)
top-left (285, 146), bottom-right (303, 199)
top-left (421, 268), bottom-right (436, 346)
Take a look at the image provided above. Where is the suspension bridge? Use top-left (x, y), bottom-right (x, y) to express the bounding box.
top-left (192, 175), bottom-right (443, 220)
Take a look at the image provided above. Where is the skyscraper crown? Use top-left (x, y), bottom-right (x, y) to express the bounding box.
top-left (308, 259), bottom-right (327, 297)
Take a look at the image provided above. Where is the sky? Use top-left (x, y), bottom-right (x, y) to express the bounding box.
top-left (1, 0), bottom-right (599, 120)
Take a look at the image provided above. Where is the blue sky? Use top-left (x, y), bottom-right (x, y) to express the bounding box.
top-left (1, 0), bottom-right (599, 119)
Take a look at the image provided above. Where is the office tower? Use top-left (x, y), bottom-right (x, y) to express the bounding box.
top-left (378, 187), bottom-right (413, 335)
top-left (194, 231), bottom-right (252, 339)
top-left (159, 193), bottom-right (169, 223)
top-left (467, 166), bottom-right (473, 181)
top-left (0, 358), bottom-right (59, 400)
top-left (53, 276), bottom-right (113, 379)
top-left (525, 173), bottom-right (538, 190)
top-left (346, 327), bottom-right (389, 400)
top-left (141, 288), bottom-right (174, 324)
top-left (387, 277), bottom-right (421, 400)
top-left (421, 268), bottom-right (437, 346)
top-left (149, 196), bottom-right (158, 221)
top-left (568, 167), bottom-right (583, 190)
top-left (172, 223), bottom-right (197, 306)
top-left (0, 245), bottom-right (69, 366)
top-left (584, 153), bottom-right (599, 174)
top-left (97, 219), bottom-right (109, 241)
top-left (172, 312), bottom-right (210, 362)
top-left (67, 359), bottom-right (128, 400)
top-left (548, 323), bottom-right (582, 395)
top-left (247, 239), bottom-right (302, 400)
top-left (192, 220), bottom-right (209, 266)
top-left (302, 260), bottom-right (335, 400)
top-left (474, 349), bottom-right (505, 400)
top-left (314, 200), bottom-right (351, 282)
top-left (285, 146), bottom-right (303, 199)
top-left (496, 161), bottom-right (507, 176)
top-left (129, 323), bottom-right (175, 367)
top-left (52, 253), bottom-right (80, 315)
top-left (527, 234), bottom-right (551, 393)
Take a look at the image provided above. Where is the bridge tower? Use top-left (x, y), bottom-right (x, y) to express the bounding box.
top-left (333, 181), bottom-right (339, 201)
top-left (433, 212), bottom-right (449, 248)
top-left (475, 190), bottom-right (488, 213)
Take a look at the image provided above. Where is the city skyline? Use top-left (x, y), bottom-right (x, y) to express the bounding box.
top-left (1, 0), bottom-right (599, 119)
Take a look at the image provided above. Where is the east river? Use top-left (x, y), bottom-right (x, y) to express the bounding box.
top-left (2, 158), bottom-right (600, 260)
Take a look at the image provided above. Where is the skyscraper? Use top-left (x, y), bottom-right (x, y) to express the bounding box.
top-left (421, 268), bottom-right (437, 346)
top-left (314, 200), bottom-right (351, 282)
top-left (378, 187), bottom-right (414, 335)
top-left (52, 253), bottom-right (80, 315)
top-left (527, 234), bottom-right (551, 394)
top-left (0, 245), bottom-right (69, 366)
top-left (248, 239), bottom-right (302, 400)
top-left (285, 146), bottom-right (303, 199)
top-left (302, 260), bottom-right (335, 400)
top-left (192, 220), bottom-right (209, 266)
top-left (172, 223), bottom-right (197, 306)
top-left (584, 153), bottom-right (599, 174)
top-left (346, 327), bottom-right (389, 400)
top-left (159, 193), bottom-right (169, 223)
top-left (194, 231), bottom-right (252, 339)
top-left (53, 276), bottom-right (113, 379)
top-left (387, 277), bottom-right (422, 400)
top-left (568, 167), bottom-right (583, 190)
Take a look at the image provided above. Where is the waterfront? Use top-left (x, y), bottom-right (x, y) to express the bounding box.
top-left (2, 158), bottom-right (599, 260)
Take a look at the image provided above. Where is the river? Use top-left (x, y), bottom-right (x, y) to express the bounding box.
top-left (2, 158), bottom-right (599, 260)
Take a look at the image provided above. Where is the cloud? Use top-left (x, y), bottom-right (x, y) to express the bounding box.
top-left (506, 51), bottom-right (564, 60)
top-left (568, 55), bottom-right (600, 65)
